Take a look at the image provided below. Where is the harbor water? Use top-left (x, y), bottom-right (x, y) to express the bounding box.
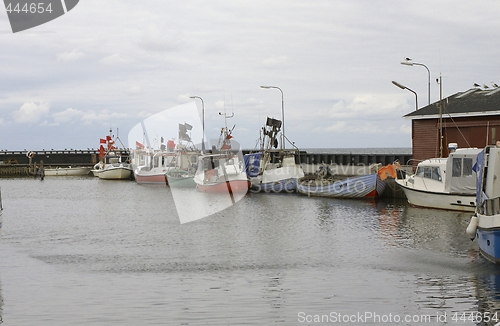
top-left (1, 177), bottom-right (500, 325)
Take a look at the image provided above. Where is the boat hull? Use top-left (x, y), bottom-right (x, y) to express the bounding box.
top-left (396, 180), bottom-right (476, 212)
top-left (135, 173), bottom-right (168, 185)
top-left (94, 167), bottom-right (132, 180)
top-left (166, 169), bottom-right (196, 188)
top-left (169, 178), bottom-right (196, 188)
top-left (196, 180), bottom-right (250, 194)
top-left (250, 178), bottom-right (297, 193)
top-left (477, 225), bottom-right (500, 263)
top-left (297, 173), bottom-right (384, 199)
top-left (44, 167), bottom-right (92, 176)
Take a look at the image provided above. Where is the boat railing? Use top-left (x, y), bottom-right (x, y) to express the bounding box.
top-left (479, 197), bottom-right (500, 216)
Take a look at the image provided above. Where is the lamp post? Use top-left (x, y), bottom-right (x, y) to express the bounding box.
top-left (260, 85), bottom-right (285, 149)
top-left (392, 81), bottom-right (418, 111)
top-left (401, 58), bottom-right (430, 105)
top-left (190, 95), bottom-right (205, 152)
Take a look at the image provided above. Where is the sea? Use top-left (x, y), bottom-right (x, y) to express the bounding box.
top-left (1, 170), bottom-right (500, 325)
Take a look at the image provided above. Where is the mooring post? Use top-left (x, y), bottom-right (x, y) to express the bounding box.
top-left (40, 160), bottom-right (45, 180)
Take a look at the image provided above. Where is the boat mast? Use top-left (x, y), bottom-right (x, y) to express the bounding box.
top-left (437, 75), bottom-right (443, 158)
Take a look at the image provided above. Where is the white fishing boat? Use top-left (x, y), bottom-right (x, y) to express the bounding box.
top-left (92, 153), bottom-right (133, 180)
top-left (396, 144), bottom-right (481, 211)
top-left (194, 153), bottom-right (250, 194)
top-left (467, 144), bottom-right (500, 263)
top-left (91, 131), bottom-right (133, 180)
top-left (194, 114), bottom-right (250, 194)
top-left (132, 123), bottom-right (200, 185)
top-left (244, 117), bottom-right (304, 193)
top-left (44, 166), bottom-right (92, 176)
top-left (133, 150), bottom-right (176, 184)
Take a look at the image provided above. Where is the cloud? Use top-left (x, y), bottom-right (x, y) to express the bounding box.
top-left (177, 94), bottom-right (192, 103)
top-left (99, 53), bottom-right (131, 65)
top-left (57, 49), bottom-right (85, 62)
top-left (52, 108), bottom-right (85, 123)
top-left (399, 123), bottom-right (412, 135)
top-left (261, 55), bottom-right (289, 69)
top-left (126, 85), bottom-right (142, 95)
top-left (80, 110), bottom-right (129, 124)
top-left (13, 101), bottom-right (50, 123)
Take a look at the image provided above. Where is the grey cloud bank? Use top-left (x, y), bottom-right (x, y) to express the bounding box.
top-left (1, 1), bottom-right (499, 150)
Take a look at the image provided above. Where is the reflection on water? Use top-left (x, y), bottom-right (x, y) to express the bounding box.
top-left (0, 279), bottom-right (3, 324)
top-left (2, 178), bottom-right (500, 324)
top-left (374, 200), bottom-right (475, 255)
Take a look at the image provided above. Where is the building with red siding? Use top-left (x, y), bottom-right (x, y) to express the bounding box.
top-left (404, 86), bottom-right (500, 169)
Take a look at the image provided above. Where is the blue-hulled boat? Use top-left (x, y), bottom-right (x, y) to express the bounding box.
top-left (296, 164), bottom-right (395, 199)
top-left (467, 144), bottom-right (500, 263)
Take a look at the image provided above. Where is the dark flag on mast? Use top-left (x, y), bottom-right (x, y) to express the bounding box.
top-left (179, 123), bottom-right (193, 142)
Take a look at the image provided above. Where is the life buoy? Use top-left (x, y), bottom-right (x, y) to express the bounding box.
top-left (26, 151), bottom-right (34, 159)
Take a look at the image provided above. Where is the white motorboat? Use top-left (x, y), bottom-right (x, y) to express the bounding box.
top-left (92, 130), bottom-right (133, 180)
top-left (92, 153), bottom-right (133, 180)
top-left (396, 145), bottom-right (481, 211)
top-left (44, 166), bottom-right (92, 176)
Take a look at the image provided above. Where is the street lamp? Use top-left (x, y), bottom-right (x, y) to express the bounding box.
top-left (401, 58), bottom-right (430, 105)
top-left (392, 81), bottom-right (418, 111)
top-left (260, 85), bottom-right (285, 149)
top-left (190, 95), bottom-right (205, 152)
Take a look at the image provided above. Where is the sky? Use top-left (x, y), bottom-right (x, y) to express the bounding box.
top-left (1, 1), bottom-right (500, 151)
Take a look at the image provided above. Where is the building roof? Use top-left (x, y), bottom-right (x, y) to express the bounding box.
top-left (404, 87), bottom-right (500, 119)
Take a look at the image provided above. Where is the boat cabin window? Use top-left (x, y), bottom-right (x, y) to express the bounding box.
top-left (452, 157), bottom-right (473, 177)
top-left (416, 166), bottom-right (442, 181)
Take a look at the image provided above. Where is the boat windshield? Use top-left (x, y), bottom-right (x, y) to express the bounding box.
top-left (416, 166), bottom-right (442, 182)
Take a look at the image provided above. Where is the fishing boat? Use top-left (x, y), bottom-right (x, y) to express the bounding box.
top-left (44, 166), bottom-right (92, 176)
top-left (244, 117), bottom-right (304, 193)
top-left (91, 131), bottom-right (133, 180)
top-left (396, 145), bottom-right (481, 211)
top-left (297, 163), bottom-right (396, 199)
top-left (165, 123), bottom-right (200, 188)
top-left (194, 114), bottom-right (250, 194)
top-left (166, 168), bottom-right (197, 188)
top-left (194, 153), bottom-right (250, 194)
top-left (166, 148), bottom-right (199, 188)
top-left (467, 144), bottom-right (500, 263)
top-left (133, 150), bottom-right (176, 184)
top-left (92, 153), bottom-right (133, 180)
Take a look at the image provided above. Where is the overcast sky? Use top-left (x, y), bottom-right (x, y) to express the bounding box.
top-left (1, 1), bottom-right (499, 151)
